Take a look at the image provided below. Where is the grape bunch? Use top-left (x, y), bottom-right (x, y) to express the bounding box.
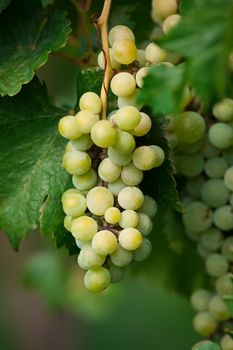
top-left (58, 24), bottom-right (165, 293)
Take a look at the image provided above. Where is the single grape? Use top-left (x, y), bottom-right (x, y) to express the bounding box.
top-left (204, 156), bottom-right (228, 178)
top-left (97, 48), bottom-right (120, 70)
top-left (86, 186), bottom-right (114, 216)
top-left (119, 209), bottom-right (139, 228)
top-left (183, 202), bottom-right (213, 234)
top-left (133, 112), bottom-right (152, 137)
top-left (221, 334), bottom-right (233, 350)
top-left (58, 115), bottom-right (81, 140)
top-left (61, 188), bottom-right (81, 202)
top-left (209, 294), bottom-right (231, 321)
top-left (121, 162), bottom-right (143, 186)
top-left (145, 43), bottom-right (167, 64)
top-left (108, 147), bottom-right (132, 166)
top-left (92, 230), bottom-right (117, 255)
top-left (208, 123), bottom-right (233, 149)
top-left (71, 134), bottom-right (93, 151)
top-left (63, 150), bottom-right (91, 175)
top-left (110, 244), bottom-right (133, 267)
top-left (201, 179), bottom-right (229, 208)
top-left (111, 129), bottom-right (136, 155)
top-left (75, 238), bottom-right (86, 249)
top-left (136, 49), bottom-right (146, 67)
top-left (152, 0), bottom-right (178, 20)
top-left (108, 262), bottom-right (125, 283)
top-left (162, 14), bottom-right (181, 34)
top-left (119, 227), bottom-right (142, 251)
top-left (138, 195), bottom-right (158, 218)
top-left (75, 110), bottom-right (99, 134)
top-left (190, 289), bottom-right (212, 312)
top-left (98, 158), bottom-right (121, 183)
top-left (200, 228), bottom-right (223, 252)
top-left (84, 267), bottom-right (111, 292)
top-left (118, 186), bottom-right (144, 210)
top-left (65, 141), bottom-right (75, 152)
top-left (117, 89), bottom-right (143, 110)
top-left (79, 92), bottom-right (102, 114)
top-left (112, 39), bottom-right (137, 65)
top-left (114, 106), bottom-right (141, 131)
top-left (201, 134), bottom-right (220, 158)
top-left (104, 207), bottom-right (121, 225)
top-left (213, 98), bottom-right (233, 122)
top-left (78, 243), bottom-right (105, 270)
top-left (62, 192), bottom-right (86, 217)
top-left (186, 176), bottom-right (205, 199)
top-left (192, 312), bottom-right (217, 336)
top-left (224, 166), bottom-right (233, 191)
top-left (133, 145), bottom-right (165, 170)
top-left (136, 213), bottom-right (153, 236)
top-left (213, 205), bottom-right (233, 231)
top-left (110, 72), bottom-right (136, 97)
top-left (135, 67), bottom-right (149, 88)
top-left (109, 25), bottom-right (135, 46)
top-left (206, 253), bottom-right (229, 277)
top-left (221, 237), bottom-right (233, 262)
top-left (175, 154), bottom-right (204, 178)
top-left (72, 168), bottom-right (97, 191)
top-left (91, 120), bottom-right (117, 147)
top-left (173, 111), bottom-right (206, 144)
top-left (215, 274), bottom-right (233, 296)
top-left (64, 215), bottom-right (73, 231)
top-left (108, 178), bottom-right (126, 196)
top-left (71, 216), bottom-right (98, 241)
top-left (133, 238), bottom-right (152, 261)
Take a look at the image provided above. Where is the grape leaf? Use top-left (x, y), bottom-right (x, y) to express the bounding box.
top-left (0, 78), bottom-right (77, 253)
top-left (0, 0), bottom-right (11, 12)
top-left (76, 68), bottom-right (103, 109)
top-left (192, 341), bottom-right (221, 350)
top-left (0, 0), bottom-right (71, 97)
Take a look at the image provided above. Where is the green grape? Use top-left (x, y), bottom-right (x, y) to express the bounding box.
top-left (98, 158), bottom-right (121, 183)
top-left (133, 112), bottom-right (152, 137)
top-left (110, 244), bottom-right (133, 267)
top-left (119, 227), bottom-right (142, 251)
top-left (173, 111), bottom-right (206, 144)
top-left (117, 89), bottom-right (143, 110)
top-left (97, 48), bottom-right (120, 70)
top-left (197, 242), bottom-right (212, 258)
top-left (71, 216), bottom-right (98, 241)
top-left (119, 209), bottom-right (139, 228)
top-left (201, 179), bottom-right (229, 208)
top-left (223, 147), bottom-right (233, 166)
top-left (204, 156), bottom-right (228, 178)
top-left (152, 0), bottom-right (178, 20)
top-left (215, 274), bottom-right (233, 296)
top-left (75, 110), bottom-right (99, 134)
top-left (61, 188), bottom-right (81, 202)
top-left (78, 243), bottom-right (105, 270)
top-left (162, 14), bottom-right (181, 34)
top-left (178, 139), bottom-right (202, 155)
top-left (108, 178), bottom-right (126, 196)
top-left (86, 186), bottom-right (114, 216)
top-left (192, 311), bottom-right (217, 336)
top-left (92, 230), bottom-right (117, 255)
top-left (167, 133), bottom-right (180, 149)
top-left (136, 213), bottom-right (153, 236)
top-left (208, 123), bottom-right (233, 149)
top-left (91, 120), bottom-right (117, 147)
top-left (79, 92), bottom-right (102, 114)
top-left (104, 207), bottom-right (121, 224)
top-left (108, 147), bottom-right (132, 166)
top-left (135, 67), bottom-right (149, 88)
top-left (63, 150), bottom-right (91, 175)
top-left (75, 238), bottom-right (86, 249)
top-left (72, 168), bottom-right (97, 191)
top-left (112, 39), bottom-right (137, 65)
top-left (58, 115), bottom-right (81, 140)
top-left (118, 186), bottom-right (144, 210)
top-left (186, 176), bottom-right (205, 199)
top-left (201, 134), bottom-right (220, 158)
top-left (206, 253), bottom-right (229, 277)
top-left (110, 72), bottom-right (136, 97)
top-left (65, 141), bottom-right (75, 152)
top-left (136, 49), bottom-right (146, 67)
top-left (133, 145), bottom-right (165, 170)
top-left (213, 205), bottom-right (233, 231)
top-left (114, 106), bottom-right (141, 131)
top-left (71, 134), bottom-right (93, 151)
top-left (175, 154), bottom-right (204, 178)
top-left (213, 98), bottom-right (233, 122)
top-left (108, 262), bottom-right (125, 283)
top-left (121, 162), bottom-right (143, 186)
top-left (150, 145), bottom-right (165, 165)
top-left (221, 334), bottom-right (233, 350)
top-left (62, 192), bottom-right (86, 217)
top-left (64, 215), bottom-right (73, 231)
top-left (221, 237), bottom-right (233, 262)
top-left (133, 238), bottom-right (152, 261)
top-left (200, 227), bottom-right (223, 252)
top-left (111, 129), bottom-right (136, 155)
top-left (109, 25), bottom-right (135, 46)
top-left (183, 202), bottom-right (213, 234)
top-left (190, 289), bottom-right (212, 312)
top-left (145, 42), bottom-right (167, 64)
top-left (209, 294), bottom-right (231, 321)
top-left (138, 195), bottom-right (158, 218)
top-left (84, 267), bottom-right (111, 292)
top-left (224, 166), bottom-right (233, 191)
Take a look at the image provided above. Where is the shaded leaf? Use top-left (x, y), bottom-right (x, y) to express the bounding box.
top-left (0, 0), bottom-right (11, 12)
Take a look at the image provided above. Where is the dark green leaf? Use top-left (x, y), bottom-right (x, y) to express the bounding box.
top-left (192, 341), bottom-right (221, 350)
top-left (0, 0), bottom-right (71, 96)
top-left (76, 68), bottom-right (103, 109)
top-left (224, 295), bottom-right (233, 317)
top-left (0, 0), bottom-right (11, 12)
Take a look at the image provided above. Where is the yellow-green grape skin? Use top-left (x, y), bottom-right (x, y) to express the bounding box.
top-left (174, 111), bottom-right (206, 144)
top-left (121, 162), bottom-right (143, 186)
top-left (209, 295), bottom-right (231, 321)
top-left (58, 115), bottom-right (81, 140)
top-left (108, 178), bottom-right (126, 196)
top-left (206, 254), bottom-right (229, 277)
top-left (110, 244), bottom-right (133, 267)
top-left (162, 14), bottom-right (181, 34)
top-left (109, 25), bottom-right (135, 46)
top-left (136, 49), bottom-right (146, 67)
top-left (224, 166), bottom-right (233, 191)
top-left (192, 312), bottom-right (217, 336)
top-left (135, 67), bottom-right (149, 88)
top-left (108, 147), bottom-right (132, 166)
top-left (152, 0), bottom-right (178, 20)
top-left (61, 188), bottom-right (82, 202)
top-left (110, 72), bottom-right (136, 97)
top-left (208, 123), bottom-right (233, 149)
top-left (78, 243), bottom-right (105, 270)
top-left (150, 145), bottom-right (165, 166)
top-left (114, 106), bottom-right (141, 131)
top-left (118, 186), bottom-right (144, 210)
top-left (75, 238), bottom-right (86, 249)
top-left (63, 150), bottom-right (91, 175)
top-left (92, 230), bottom-right (117, 255)
top-left (65, 141), bottom-right (75, 152)
top-left (117, 89), bottom-right (143, 110)
top-left (145, 43), bottom-right (167, 64)
top-left (108, 262), bottom-right (125, 283)
top-left (79, 92), bottom-right (102, 114)
top-left (71, 216), bottom-right (98, 241)
top-left (84, 267), bottom-right (111, 293)
top-left (133, 112), bottom-right (152, 137)
top-left (221, 335), bottom-right (233, 350)
top-left (104, 207), bottom-right (121, 225)
top-left (62, 192), bottom-right (86, 217)
top-left (98, 158), bottom-right (121, 183)
top-left (97, 49), bottom-right (120, 70)
top-left (119, 227), bottom-right (142, 251)
top-left (111, 129), bottom-right (136, 155)
top-left (71, 134), bottom-right (93, 151)
top-left (215, 274), bottom-right (233, 296)
top-left (138, 195), bottom-right (158, 218)
top-left (133, 238), bottom-right (152, 261)
top-left (75, 111), bottom-right (99, 134)
top-left (86, 186), bottom-right (114, 216)
top-left (132, 146), bottom-right (164, 171)
top-left (213, 98), bottom-right (233, 122)
top-left (112, 39), bottom-right (137, 65)
top-left (91, 120), bottom-right (117, 148)
top-left (136, 213), bottom-right (153, 236)
top-left (190, 289), bottom-right (212, 312)
top-left (64, 215), bottom-right (73, 231)
top-left (72, 168), bottom-right (98, 191)
top-left (119, 209), bottom-right (139, 228)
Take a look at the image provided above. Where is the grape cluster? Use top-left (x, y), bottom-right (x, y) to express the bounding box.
top-left (58, 25), bottom-right (165, 293)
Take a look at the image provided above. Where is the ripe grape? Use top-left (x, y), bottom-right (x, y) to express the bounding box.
top-left (152, 0), bottom-right (178, 20)
top-left (133, 238), bottom-right (152, 261)
top-left (108, 178), bottom-right (126, 196)
top-left (117, 89), bottom-right (143, 110)
top-left (133, 112), bottom-right (152, 137)
top-left (206, 253), bottom-right (229, 277)
top-left (72, 168), bottom-right (97, 191)
top-left (110, 72), bottom-right (136, 97)
top-left (119, 209), bottom-right (139, 228)
top-left (62, 192), bottom-right (86, 217)
top-left (162, 14), bottom-right (181, 34)
top-left (213, 205), bottom-right (233, 231)
top-left (71, 134), bottom-right (93, 151)
top-left (192, 312), bottom-right (217, 336)
top-left (139, 195), bottom-right (158, 218)
top-left (114, 106), bottom-right (141, 131)
top-left (136, 49), bottom-right (146, 67)
top-left (209, 294), bottom-right (231, 321)
top-left (183, 202), bottom-right (213, 234)
top-left (133, 145), bottom-right (165, 170)
top-left (109, 25), bottom-right (135, 46)
top-left (63, 150), bottom-right (91, 175)
top-left (71, 216), bottom-right (98, 241)
top-left (112, 39), bottom-right (137, 65)
top-left (91, 120), bottom-right (117, 147)
top-left (118, 186), bottom-right (144, 210)
top-left (86, 187), bottom-right (114, 216)
top-left (173, 111), bottom-right (206, 144)
top-left (215, 274), bottom-right (233, 296)
top-left (78, 243), bottom-right (105, 270)
top-left (92, 230), bottom-right (117, 255)
top-left (79, 92), bottom-right (102, 114)
top-left (104, 207), bottom-right (121, 224)
top-left (75, 239), bottom-right (86, 249)
top-left (108, 147), bottom-right (132, 166)
top-left (58, 115), bottom-right (81, 140)
top-left (213, 98), bottom-right (233, 122)
top-left (76, 110), bottom-right (99, 134)
top-left (84, 267), bottom-right (111, 292)
top-left (136, 213), bottom-right (153, 236)
top-left (110, 244), bottom-right (133, 267)
top-left (111, 129), bottom-right (136, 154)
top-left (64, 215), bottom-right (73, 231)
top-left (121, 162), bottom-right (143, 186)
top-left (190, 289), bottom-right (212, 312)
top-left (61, 188), bottom-right (82, 202)
top-left (208, 122), bottom-right (233, 149)
top-left (224, 166), bottom-right (233, 191)
top-left (135, 67), bottom-right (149, 88)
top-left (201, 179), bottom-right (229, 208)
top-left (145, 42), bottom-right (167, 64)
top-left (98, 157), bottom-right (121, 182)
top-left (204, 157), bottom-right (228, 178)
top-left (119, 227), bottom-right (142, 251)
top-left (221, 237), bottom-right (233, 262)
top-left (97, 48), bottom-right (120, 70)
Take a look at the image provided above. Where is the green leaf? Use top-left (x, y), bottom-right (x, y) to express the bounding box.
top-left (192, 341), bottom-right (221, 350)
top-left (0, 78), bottom-right (76, 253)
top-left (0, 0), bottom-right (71, 96)
top-left (0, 0), bottom-right (11, 12)
top-left (76, 68), bottom-right (103, 109)
top-left (224, 295), bottom-right (233, 318)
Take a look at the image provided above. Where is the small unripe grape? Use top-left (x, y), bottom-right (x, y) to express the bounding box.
top-left (175, 154), bottom-right (204, 178)
top-left (108, 178), bottom-right (126, 196)
top-left (213, 205), bottom-right (233, 231)
top-left (183, 202), bottom-right (213, 234)
top-left (201, 179), bottom-right (229, 208)
top-left (136, 213), bottom-right (153, 236)
top-left (72, 168), bottom-right (97, 191)
top-left (78, 243), bottom-right (105, 270)
top-left (209, 294), bottom-right (231, 321)
top-left (64, 215), bottom-right (73, 231)
top-left (216, 274), bottom-right (233, 296)
top-left (112, 39), bottom-right (137, 65)
top-left (84, 267), bottom-right (111, 292)
top-left (118, 186), bottom-right (144, 210)
top-left (121, 162), bottom-right (143, 186)
top-left (221, 335), bottom-right (233, 350)
top-left (97, 48), bottom-right (120, 70)
top-left (204, 156), bottom-right (228, 178)
top-left (133, 238), bottom-right (152, 261)
top-left (108, 262), bottom-right (125, 283)
top-left (186, 176), bottom-right (205, 200)
top-left (114, 106), bottom-right (141, 131)
top-left (136, 67), bottom-right (149, 88)
top-left (206, 253), bottom-right (229, 277)
top-left (136, 49), bottom-right (146, 67)
top-left (213, 98), bottom-right (233, 122)
top-left (71, 134), bottom-right (93, 151)
top-left (119, 228), bottom-right (142, 251)
top-left (139, 195), bottom-right (158, 218)
top-left (62, 192), bottom-right (86, 217)
top-left (63, 150), bottom-right (91, 175)
top-left (221, 237), bottom-right (233, 262)
top-left (117, 89), bottom-right (143, 110)
top-left (224, 166), bottom-right (233, 191)
top-left (190, 289), bottom-right (212, 312)
top-left (111, 129), bottom-right (136, 155)
top-left (152, 0), bottom-right (178, 20)
top-left (71, 216), bottom-right (98, 241)
top-left (200, 228), bottom-right (223, 252)
top-left (133, 112), bottom-right (152, 137)
top-left (58, 115), bottom-right (81, 140)
top-left (76, 110), bottom-right (99, 134)
top-left (86, 186), bottom-right (114, 216)
top-left (109, 25), bottom-right (135, 46)
top-left (193, 312), bottom-right (217, 336)
top-left (108, 147), bottom-right (132, 166)
top-left (79, 92), bottom-right (102, 114)
top-left (92, 230), bottom-right (117, 255)
top-left (174, 111), bottom-right (206, 144)
top-left (119, 209), bottom-right (139, 228)
top-left (98, 158), bottom-right (121, 183)
top-left (197, 243), bottom-right (212, 259)
top-left (91, 120), bottom-right (117, 147)
top-left (110, 72), bottom-right (136, 97)
top-left (145, 43), bottom-right (167, 64)
top-left (162, 14), bottom-right (181, 34)
top-left (110, 244), bottom-right (133, 267)
top-left (208, 123), bottom-right (233, 149)
top-left (104, 207), bottom-right (121, 224)
top-left (133, 145), bottom-right (164, 170)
